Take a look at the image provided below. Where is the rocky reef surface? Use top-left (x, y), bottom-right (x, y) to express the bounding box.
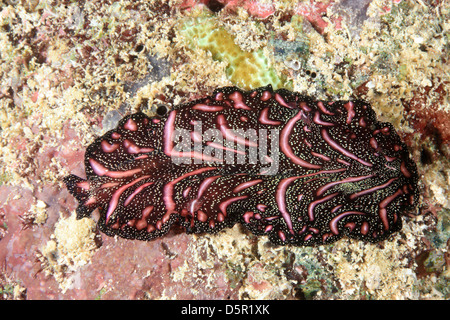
top-left (0, 0), bottom-right (448, 300)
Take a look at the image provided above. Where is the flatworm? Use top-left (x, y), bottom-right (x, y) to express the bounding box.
top-left (64, 85), bottom-right (419, 246)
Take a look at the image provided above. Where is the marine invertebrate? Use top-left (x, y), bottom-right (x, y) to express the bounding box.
top-left (179, 13), bottom-right (291, 90)
top-left (64, 85), bottom-right (418, 246)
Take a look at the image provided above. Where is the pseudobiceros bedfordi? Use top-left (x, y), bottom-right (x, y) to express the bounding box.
top-left (64, 85), bottom-right (418, 246)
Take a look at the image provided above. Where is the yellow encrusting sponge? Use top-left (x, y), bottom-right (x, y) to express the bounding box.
top-left (180, 15), bottom-right (291, 90)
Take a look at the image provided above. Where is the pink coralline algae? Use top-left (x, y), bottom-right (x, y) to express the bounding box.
top-left (64, 86), bottom-right (418, 246)
top-left (179, 0), bottom-right (275, 18)
top-left (179, 0), bottom-right (341, 29)
top-left (295, 0), bottom-right (343, 34)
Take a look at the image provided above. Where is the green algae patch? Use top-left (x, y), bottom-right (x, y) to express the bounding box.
top-left (179, 13), bottom-right (291, 90)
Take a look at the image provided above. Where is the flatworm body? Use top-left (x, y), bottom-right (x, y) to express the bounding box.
top-left (64, 85), bottom-right (418, 246)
